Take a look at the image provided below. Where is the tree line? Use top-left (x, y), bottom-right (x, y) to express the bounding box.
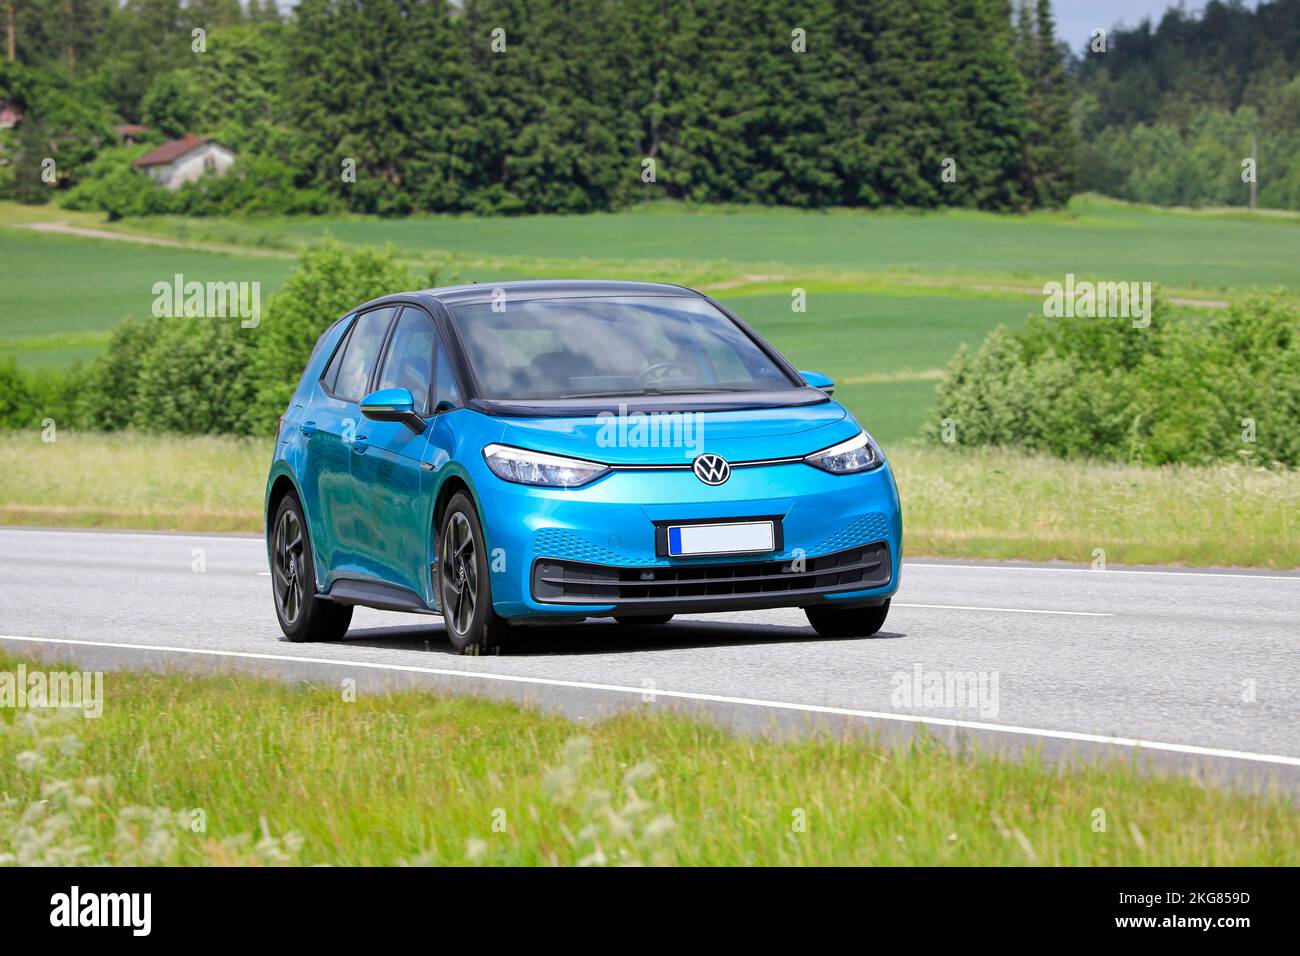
top-left (1075, 0), bottom-right (1300, 210)
top-left (1, 0), bottom-right (1077, 215)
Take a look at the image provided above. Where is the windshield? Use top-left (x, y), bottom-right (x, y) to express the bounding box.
top-left (447, 295), bottom-right (799, 401)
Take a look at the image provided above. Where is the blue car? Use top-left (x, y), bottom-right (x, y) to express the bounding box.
top-left (265, 281), bottom-right (901, 653)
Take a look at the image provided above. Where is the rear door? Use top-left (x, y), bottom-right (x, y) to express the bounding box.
top-left (308, 305), bottom-right (398, 580)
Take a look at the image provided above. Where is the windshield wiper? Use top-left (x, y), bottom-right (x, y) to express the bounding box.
top-left (557, 385), bottom-right (767, 400)
top-left (558, 388), bottom-right (654, 399)
top-left (650, 385), bottom-right (761, 394)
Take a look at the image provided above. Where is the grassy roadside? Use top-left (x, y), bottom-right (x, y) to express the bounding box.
top-left (1, 431), bottom-right (1297, 568)
top-left (1, 652), bottom-right (1294, 866)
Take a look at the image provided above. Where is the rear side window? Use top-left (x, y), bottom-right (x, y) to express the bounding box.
top-left (320, 316), bottom-right (356, 394)
top-left (376, 308), bottom-right (437, 416)
top-left (327, 306), bottom-right (397, 402)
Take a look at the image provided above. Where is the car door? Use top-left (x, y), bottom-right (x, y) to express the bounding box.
top-left (309, 305), bottom-right (399, 581)
top-left (348, 305), bottom-right (451, 596)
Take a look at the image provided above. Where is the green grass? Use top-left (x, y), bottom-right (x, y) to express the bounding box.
top-left (899, 446), bottom-right (1300, 567)
top-left (91, 195), bottom-right (1300, 293)
top-left (0, 431), bottom-right (269, 531)
top-left (3, 431), bottom-right (1296, 568)
top-left (0, 227), bottom-right (293, 370)
top-left (1, 651), bottom-right (1294, 865)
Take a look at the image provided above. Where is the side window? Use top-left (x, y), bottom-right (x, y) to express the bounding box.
top-left (433, 337), bottom-right (461, 410)
top-left (330, 306), bottom-right (397, 402)
top-left (319, 314), bottom-right (357, 393)
top-left (376, 308), bottom-right (437, 416)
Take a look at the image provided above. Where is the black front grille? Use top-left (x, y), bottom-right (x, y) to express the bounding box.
top-left (531, 542), bottom-right (891, 608)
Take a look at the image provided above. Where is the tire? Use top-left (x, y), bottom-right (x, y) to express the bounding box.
top-left (270, 493), bottom-right (353, 643)
top-left (805, 599), bottom-right (890, 638)
top-left (439, 492), bottom-right (511, 654)
top-left (613, 615), bottom-right (674, 626)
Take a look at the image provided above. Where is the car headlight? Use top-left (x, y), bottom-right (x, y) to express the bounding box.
top-left (804, 432), bottom-right (882, 474)
top-left (482, 443), bottom-right (610, 487)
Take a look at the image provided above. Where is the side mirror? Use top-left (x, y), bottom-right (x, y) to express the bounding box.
top-left (799, 370), bottom-right (835, 396)
top-left (360, 387), bottom-right (426, 434)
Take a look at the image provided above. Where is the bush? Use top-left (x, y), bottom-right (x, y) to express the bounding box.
top-left (925, 294), bottom-right (1300, 466)
top-left (242, 241), bottom-right (415, 432)
top-left (129, 317), bottom-right (259, 435)
top-left (63, 149), bottom-right (340, 220)
top-left (61, 145), bottom-right (169, 220)
top-left (80, 316), bottom-right (167, 430)
top-left (59, 241), bottom-right (416, 437)
top-left (0, 359), bottom-right (37, 429)
top-left (0, 360), bottom-right (88, 432)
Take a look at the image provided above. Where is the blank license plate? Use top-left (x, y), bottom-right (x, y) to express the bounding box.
top-left (667, 521), bottom-right (775, 557)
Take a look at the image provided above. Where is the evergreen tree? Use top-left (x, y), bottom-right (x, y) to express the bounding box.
top-left (1015, 0), bottom-right (1076, 207)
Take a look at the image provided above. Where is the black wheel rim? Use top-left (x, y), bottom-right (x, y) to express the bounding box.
top-left (273, 509), bottom-right (306, 626)
top-left (441, 511), bottom-right (478, 637)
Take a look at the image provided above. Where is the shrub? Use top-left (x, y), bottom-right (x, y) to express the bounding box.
top-left (0, 359), bottom-right (37, 429)
top-left (129, 317), bottom-right (260, 435)
top-left (242, 241), bottom-right (415, 432)
top-left (925, 294), bottom-right (1300, 467)
top-left (80, 316), bottom-right (167, 430)
top-left (60, 241), bottom-right (416, 437)
top-left (63, 148), bottom-right (340, 220)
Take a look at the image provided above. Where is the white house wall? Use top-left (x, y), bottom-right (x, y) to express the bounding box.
top-left (152, 143), bottom-right (237, 189)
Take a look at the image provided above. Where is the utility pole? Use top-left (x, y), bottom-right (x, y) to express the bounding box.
top-left (1250, 136), bottom-right (1258, 211)
top-left (6, 1), bottom-right (15, 63)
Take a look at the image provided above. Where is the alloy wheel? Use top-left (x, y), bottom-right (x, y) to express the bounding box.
top-left (441, 511), bottom-right (478, 636)
top-left (273, 509), bottom-right (306, 626)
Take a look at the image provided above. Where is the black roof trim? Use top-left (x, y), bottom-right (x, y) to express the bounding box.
top-left (353, 280), bottom-right (704, 314)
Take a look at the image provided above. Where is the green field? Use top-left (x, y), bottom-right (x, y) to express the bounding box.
top-left (2, 651), bottom-right (1294, 866)
top-left (0, 229), bottom-right (294, 370)
top-left (95, 197), bottom-right (1300, 293)
top-left (725, 290), bottom-right (1031, 440)
top-left (3, 196), bottom-right (1296, 441)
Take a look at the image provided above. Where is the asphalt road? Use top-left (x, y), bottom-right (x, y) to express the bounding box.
top-left (2, 527), bottom-right (1298, 789)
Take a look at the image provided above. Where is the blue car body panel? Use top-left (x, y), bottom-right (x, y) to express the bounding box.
top-left (265, 283), bottom-right (903, 624)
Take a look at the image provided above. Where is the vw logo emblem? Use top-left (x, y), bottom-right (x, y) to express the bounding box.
top-left (692, 454), bottom-right (731, 486)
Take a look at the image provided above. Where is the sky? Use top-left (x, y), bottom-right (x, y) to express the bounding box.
top-left (1053, 1), bottom-right (1262, 55)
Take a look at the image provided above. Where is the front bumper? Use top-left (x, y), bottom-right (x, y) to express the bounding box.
top-left (533, 541), bottom-right (891, 615)
top-left (473, 457), bottom-right (903, 619)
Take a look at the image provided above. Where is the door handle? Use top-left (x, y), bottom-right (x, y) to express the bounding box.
top-left (299, 421), bottom-right (317, 436)
top-left (350, 436), bottom-right (369, 454)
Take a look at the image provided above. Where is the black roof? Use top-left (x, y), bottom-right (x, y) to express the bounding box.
top-left (427, 279), bottom-right (698, 302)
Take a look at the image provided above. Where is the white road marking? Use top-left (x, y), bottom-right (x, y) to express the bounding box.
top-left (908, 563), bottom-right (1300, 582)
top-left (1, 633), bottom-right (1296, 770)
top-left (895, 603), bottom-right (1111, 617)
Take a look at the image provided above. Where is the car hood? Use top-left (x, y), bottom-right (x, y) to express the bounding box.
top-left (493, 401), bottom-right (856, 465)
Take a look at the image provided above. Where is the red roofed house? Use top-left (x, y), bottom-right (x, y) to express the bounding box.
top-left (0, 103), bottom-right (23, 129)
top-left (134, 134), bottom-right (236, 189)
